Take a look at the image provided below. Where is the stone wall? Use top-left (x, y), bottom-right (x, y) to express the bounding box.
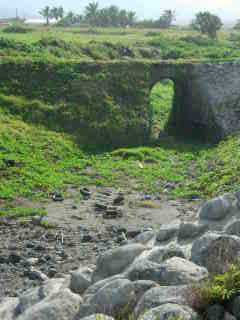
top-left (1, 58), bottom-right (240, 147)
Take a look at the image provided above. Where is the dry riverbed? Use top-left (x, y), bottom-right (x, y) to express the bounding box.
top-left (0, 187), bottom-right (199, 298)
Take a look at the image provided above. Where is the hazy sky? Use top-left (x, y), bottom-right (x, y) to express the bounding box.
top-left (1, 0), bottom-right (239, 23)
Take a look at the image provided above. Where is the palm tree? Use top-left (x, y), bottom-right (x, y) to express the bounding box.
top-left (39, 6), bottom-right (52, 25)
top-left (58, 6), bottom-right (64, 20)
top-left (85, 2), bottom-right (99, 26)
top-left (127, 11), bottom-right (136, 26)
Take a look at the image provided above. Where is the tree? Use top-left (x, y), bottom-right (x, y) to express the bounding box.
top-left (85, 2), bottom-right (99, 26)
top-left (192, 11), bottom-right (223, 39)
top-left (158, 10), bottom-right (175, 28)
top-left (127, 11), bottom-right (136, 26)
top-left (58, 6), bottom-right (64, 20)
top-left (39, 6), bottom-right (52, 25)
top-left (51, 6), bottom-right (64, 22)
top-left (234, 19), bottom-right (240, 30)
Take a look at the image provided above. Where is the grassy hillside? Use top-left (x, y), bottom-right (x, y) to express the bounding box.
top-left (1, 81), bottom-right (240, 215)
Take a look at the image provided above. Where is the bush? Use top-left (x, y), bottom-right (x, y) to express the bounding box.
top-left (187, 264), bottom-right (240, 313)
top-left (2, 24), bottom-right (32, 34)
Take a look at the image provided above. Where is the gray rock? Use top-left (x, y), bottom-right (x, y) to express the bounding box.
top-left (125, 257), bottom-right (207, 285)
top-left (92, 244), bottom-right (146, 283)
top-left (158, 257), bottom-right (208, 285)
top-left (224, 312), bottom-right (237, 320)
top-left (191, 233), bottom-right (240, 274)
top-left (138, 303), bottom-right (198, 320)
top-left (199, 194), bottom-right (237, 221)
top-left (83, 275), bottom-right (125, 300)
top-left (178, 222), bottom-right (207, 240)
top-left (133, 231), bottom-right (156, 248)
top-left (225, 220), bottom-right (240, 236)
top-left (0, 298), bottom-right (19, 320)
top-left (78, 279), bottom-right (156, 318)
top-left (17, 288), bottom-right (82, 320)
top-left (81, 315), bottom-right (114, 320)
top-left (135, 285), bottom-right (188, 318)
top-left (205, 304), bottom-right (225, 320)
top-left (70, 267), bottom-right (92, 295)
top-left (17, 278), bottom-right (67, 314)
top-left (156, 220), bottom-right (180, 242)
top-left (147, 246), bottom-right (185, 264)
top-left (228, 296), bottom-right (240, 319)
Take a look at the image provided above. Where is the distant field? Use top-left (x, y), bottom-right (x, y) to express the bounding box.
top-left (0, 26), bottom-right (240, 61)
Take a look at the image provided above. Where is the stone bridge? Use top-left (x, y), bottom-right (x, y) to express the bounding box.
top-left (150, 60), bottom-right (240, 142)
top-left (1, 59), bottom-right (240, 147)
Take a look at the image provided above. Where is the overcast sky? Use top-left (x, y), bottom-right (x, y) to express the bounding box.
top-left (1, 0), bottom-right (239, 23)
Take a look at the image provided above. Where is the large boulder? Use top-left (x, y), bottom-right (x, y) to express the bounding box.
top-left (138, 303), bottom-right (198, 320)
top-left (205, 304), bottom-right (225, 320)
top-left (178, 222), bottom-right (207, 240)
top-left (70, 267), bottom-right (92, 295)
top-left (83, 275), bottom-right (125, 301)
top-left (135, 285), bottom-right (188, 318)
top-left (78, 279), bottom-right (156, 318)
top-left (133, 231), bottom-right (156, 248)
top-left (228, 296), bottom-right (240, 319)
top-left (92, 244), bottom-right (146, 283)
top-left (156, 220), bottom-right (180, 242)
top-left (147, 245), bottom-right (185, 264)
top-left (191, 233), bottom-right (240, 274)
top-left (224, 220), bottom-right (240, 237)
top-left (125, 257), bottom-right (207, 285)
top-left (158, 257), bottom-right (208, 285)
top-left (199, 194), bottom-right (237, 221)
top-left (17, 278), bottom-right (68, 314)
top-left (0, 298), bottom-right (19, 320)
top-left (17, 289), bottom-right (82, 320)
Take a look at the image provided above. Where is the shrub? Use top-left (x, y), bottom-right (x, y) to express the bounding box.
top-left (2, 24), bottom-right (32, 34)
top-left (187, 264), bottom-right (240, 313)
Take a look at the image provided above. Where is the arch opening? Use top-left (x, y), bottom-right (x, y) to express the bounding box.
top-left (150, 79), bottom-right (174, 140)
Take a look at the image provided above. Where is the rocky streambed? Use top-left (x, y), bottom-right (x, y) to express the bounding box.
top-left (1, 192), bottom-right (240, 319)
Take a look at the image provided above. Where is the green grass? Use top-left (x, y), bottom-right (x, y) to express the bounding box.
top-left (150, 80), bottom-right (174, 138)
top-left (1, 81), bottom-right (240, 208)
top-left (0, 26), bottom-right (240, 61)
top-left (0, 206), bottom-right (47, 218)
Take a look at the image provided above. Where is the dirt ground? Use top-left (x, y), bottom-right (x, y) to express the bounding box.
top-left (0, 186), bottom-right (200, 298)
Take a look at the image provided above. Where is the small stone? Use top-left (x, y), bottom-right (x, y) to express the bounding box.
top-left (26, 268), bottom-right (48, 281)
top-left (52, 193), bottom-right (64, 202)
top-left (113, 193), bottom-right (124, 205)
top-left (80, 187), bottom-right (91, 198)
top-left (103, 206), bottom-right (123, 219)
top-left (8, 252), bottom-right (21, 264)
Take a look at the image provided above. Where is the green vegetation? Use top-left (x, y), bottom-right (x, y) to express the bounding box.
top-left (1, 76), bottom-right (240, 207)
top-left (0, 26), bottom-right (240, 61)
top-left (1, 25), bottom-right (240, 216)
top-left (189, 264), bottom-right (240, 313)
top-left (2, 24), bottom-right (33, 34)
top-left (191, 11), bottom-right (223, 39)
